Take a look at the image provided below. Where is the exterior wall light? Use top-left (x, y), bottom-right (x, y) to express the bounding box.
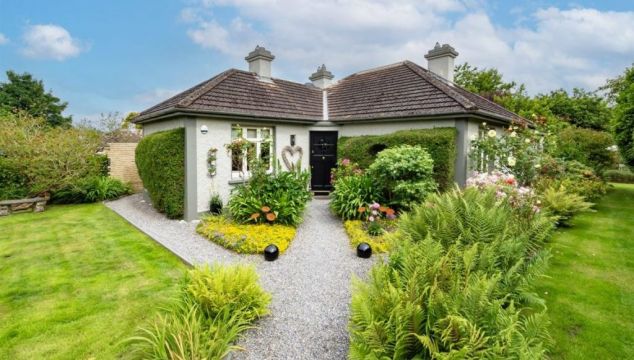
top-left (200, 125), bottom-right (209, 134)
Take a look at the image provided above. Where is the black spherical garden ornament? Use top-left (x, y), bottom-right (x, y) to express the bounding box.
top-left (264, 244), bottom-right (279, 261)
top-left (357, 242), bottom-right (372, 258)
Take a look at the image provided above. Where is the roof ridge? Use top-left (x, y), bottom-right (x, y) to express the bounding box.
top-left (402, 60), bottom-right (477, 110)
top-left (177, 69), bottom-right (238, 107)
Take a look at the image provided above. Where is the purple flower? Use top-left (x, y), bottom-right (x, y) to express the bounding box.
top-left (386, 213), bottom-right (396, 220)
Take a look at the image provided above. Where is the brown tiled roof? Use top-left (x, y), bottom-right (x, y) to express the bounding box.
top-left (135, 69), bottom-right (322, 122)
top-left (135, 61), bottom-right (523, 124)
top-left (327, 61), bottom-right (522, 123)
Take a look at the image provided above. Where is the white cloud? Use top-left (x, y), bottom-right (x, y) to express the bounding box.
top-left (21, 24), bottom-right (84, 60)
top-left (0, 33), bottom-right (8, 45)
top-left (182, 1), bottom-right (634, 93)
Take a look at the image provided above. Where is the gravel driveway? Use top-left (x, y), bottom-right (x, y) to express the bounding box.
top-left (106, 195), bottom-right (375, 359)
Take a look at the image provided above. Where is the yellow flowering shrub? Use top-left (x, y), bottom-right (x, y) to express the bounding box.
top-left (197, 216), bottom-right (296, 254)
top-left (343, 220), bottom-right (394, 253)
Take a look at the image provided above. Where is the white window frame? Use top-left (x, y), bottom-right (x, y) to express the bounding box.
top-left (231, 125), bottom-right (273, 179)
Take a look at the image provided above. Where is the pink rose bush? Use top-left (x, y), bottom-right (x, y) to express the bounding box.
top-left (467, 171), bottom-right (540, 212)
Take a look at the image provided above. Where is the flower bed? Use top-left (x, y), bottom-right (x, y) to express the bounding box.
top-left (197, 215), bottom-right (296, 254)
top-left (343, 220), bottom-right (395, 253)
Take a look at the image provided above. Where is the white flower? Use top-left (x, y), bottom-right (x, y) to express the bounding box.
top-left (469, 134), bottom-right (477, 141)
top-left (510, 131), bottom-right (517, 138)
top-left (535, 164), bottom-right (541, 169)
top-left (524, 138), bottom-right (531, 144)
top-left (482, 122), bottom-right (487, 126)
top-left (487, 129), bottom-right (497, 138)
top-left (507, 156), bottom-right (516, 167)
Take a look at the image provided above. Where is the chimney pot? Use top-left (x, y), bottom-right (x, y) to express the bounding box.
top-left (424, 43), bottom-right (459, 83)
top-left (245, 45), bottom-right (275, 79)
top-left (309, 64), bottom-right (334, 89)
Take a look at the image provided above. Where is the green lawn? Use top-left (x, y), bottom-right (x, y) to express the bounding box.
top-left (0, 203), bottom-right (185, 359)
top-left (538, 183), bottom-right (634, 359)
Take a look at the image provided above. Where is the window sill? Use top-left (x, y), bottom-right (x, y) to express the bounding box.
top-left (228, 179), bottom-right (248, 185)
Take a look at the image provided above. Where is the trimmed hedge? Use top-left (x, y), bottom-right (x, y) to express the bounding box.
top-left (604, 169), bottom-right (634, 183)
top-left (136, 128), bottom-right (185, 218)
top-left (337, 128), bottom-right (457, 189)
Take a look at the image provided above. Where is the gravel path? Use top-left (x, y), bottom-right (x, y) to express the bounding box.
top-left (106, 195), bottom-right (375, 359)
top-left (106, 194), bottom-right (258, 265)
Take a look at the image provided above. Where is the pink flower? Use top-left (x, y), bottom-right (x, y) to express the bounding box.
top-left (341, 158), bottom-right (350, 166)
top-left (368, 216), bottom-right (375, 222)
top-left (370, 202), bottom-right (380, 210)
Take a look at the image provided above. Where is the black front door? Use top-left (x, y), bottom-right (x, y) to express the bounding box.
top-left (309, 131), bottom-right (338, 190)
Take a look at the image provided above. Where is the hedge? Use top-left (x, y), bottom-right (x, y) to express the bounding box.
top-left (337, 128), bottom-right (457, 189)
top-left (604, 169), bottom-right (634, 183)
top-left (136, 128), bottom-right (185, 218)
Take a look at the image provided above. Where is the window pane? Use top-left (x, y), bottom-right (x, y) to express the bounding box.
top-left (247, 129), bottom-right (257, 139)
top-left (261, 129), bottom-right (271, 138)
top-left (261, 141), bottom-right (271, 166)
top-left (231, 150), bottom-right (242, 171)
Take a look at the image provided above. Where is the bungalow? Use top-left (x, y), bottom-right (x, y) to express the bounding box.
top-left (134, 43), bottom-right (522, 220)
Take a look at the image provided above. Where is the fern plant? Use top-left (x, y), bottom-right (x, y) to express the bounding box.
top-left (539, 185), bottom-right (593, 226)
top-left (349, 237), bottom-right (552, 359)
top-left (349, 187), bottom-right (556, 359)
top-left (129, 264), bottom-right (270, 359)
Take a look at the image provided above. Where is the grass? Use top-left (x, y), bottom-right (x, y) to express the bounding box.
top-left (538, 183), bottom-right (634, 359)
top-left (0, 203), bottom-right (185, 359)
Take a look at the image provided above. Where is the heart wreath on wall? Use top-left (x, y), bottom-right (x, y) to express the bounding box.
top-left (281, 145), bottom-right (303, 171)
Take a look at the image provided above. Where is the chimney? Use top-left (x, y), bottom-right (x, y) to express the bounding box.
top-left (309, 64), bottom-right (334, 89)
top-left (424, 42), bottom-right (459, 83)
top-left (245, 45), bottom-right (275, 80)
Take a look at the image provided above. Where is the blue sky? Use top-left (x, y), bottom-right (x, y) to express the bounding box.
top-left (1, 0), bottom-right (633, 124)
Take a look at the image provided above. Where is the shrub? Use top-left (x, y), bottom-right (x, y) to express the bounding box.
top-left (130, 264), bottom-right (270, 359)
top-left (0, 157), bottom-right (28, 200)
top-left (136, 128), bottom-right (185, 218)
top-left (51, 176), bottom-right (132, 203)
top-left (343, 220), bottom-right (394, 253)
top-left (367, 145), bottom-right (437, 210)
top-left (338, 128), bottom-right (456, 189)
top-left (209, 193), bottom-right (223, 214)
top-left (330, 175), bottom-right (380, 220)
top-left (197, 216), bottom-right (296, 254)
top-left (330, 158), bottom-right (363, 186)
top-left (185, 264), bottom-right (270, 323)
top-left (398, 187), bottom-right (554, 302)
top-left (539, 186), bottom-right (593, 226)
top-left (0, 111), bottom-right (103, 196)
top-left (349, 188), bottom-right (555, 358)
top-left (604, 169), bottom-right (634, 183)
top-left (535, 157), bottom-right (608, 201)
top-left (349, 237), bottom-right (552, 359)
top-left (227, 164), bottom-right (311, 226)
top-left (554, 127), bottom-right (616, 174)
top-left (470, 124), bottom-right (547, 185)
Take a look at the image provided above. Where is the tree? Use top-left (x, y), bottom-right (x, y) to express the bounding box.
top-left (454, 63), bottom-right (517, 100)
top-left (605, 64), bottom-right (634, 169)
top-left (0, 70), bottom-right (72, 127)
top-left (536, 88), bottom-right (612, 130)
